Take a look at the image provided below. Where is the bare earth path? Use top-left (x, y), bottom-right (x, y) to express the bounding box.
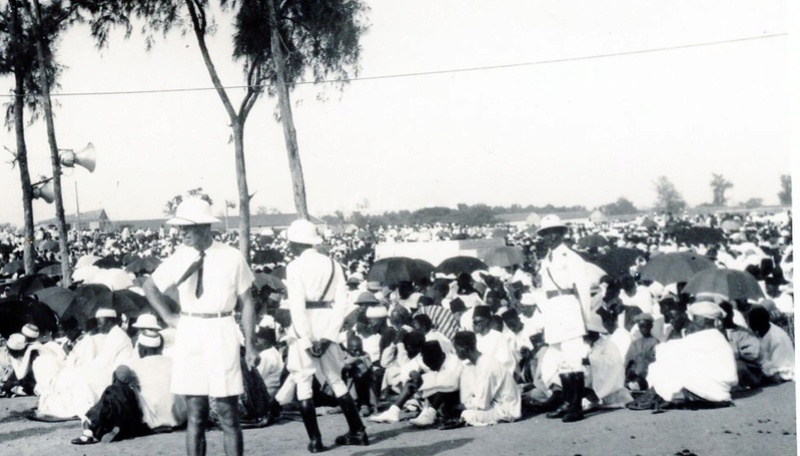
top-left (1, 382), bottom-right (796, 456)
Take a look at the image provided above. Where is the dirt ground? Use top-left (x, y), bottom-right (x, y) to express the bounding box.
top-left (1, 382), bottom-right (796, 456)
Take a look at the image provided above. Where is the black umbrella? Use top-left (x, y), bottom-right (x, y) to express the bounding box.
top-left (577, 234), bottom-right (609, 251)
top-left (0, 296), bottom-right (58, 339)
top-left (253, 272), bottom-right (286, 291)
top-left (37, 263), bottom-right (64, 277)
top-left (367, 257), bottom-right (430, 286)
top-left (5, 274), bottom-right (57, 298)
top-left (436, 256), bottom-right (489, 276)
top-left (592, 248), bottom-right (644, 279)
top-left (252, 249), bottom-right (284, 265)
top-left (1, 260), bottom-right (25, 276)
top-left (33, 286), bottom-right (76, 317)
top-left (62, 288), bottom-right (150, 325)
top-left (674, 226), bottom-right (725, 246)
top-left (640, 252), bottom-right (716, 286)
top-left (94, 256), bottom-right (123, 269)
top-left (682, 268), bottom-right (764, 303)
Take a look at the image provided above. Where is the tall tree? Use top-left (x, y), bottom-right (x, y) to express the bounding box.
top-left (232, 0), bottom-right (368, 219)
top-left (710, 173), bottom-right (733, 206)
top-left (778, 174), bottom-right (791, 206)
top-left (653, 176), bottom-right (686, 214)
top-left (1, 0), bottom-right (76, 277)
top-left (1, 0), bottom-right (36, 275)
top-left (89, 0), bottom-right (267, 262)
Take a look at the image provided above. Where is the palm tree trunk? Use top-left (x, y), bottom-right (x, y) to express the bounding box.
top-left (29, 0), bottom-right (71, 285)
top-left (10, 0), bottom-right (35, 275)
top-left (266, 0), bottom-right (309, 220)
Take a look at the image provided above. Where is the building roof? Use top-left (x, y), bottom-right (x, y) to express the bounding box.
top-left (111, 213), bottom-right (325, 231)
top-left (39, 209), bottom-right (109, 225)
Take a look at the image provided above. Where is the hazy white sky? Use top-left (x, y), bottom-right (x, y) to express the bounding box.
top-left (0, 0), bottom-right (794, 225)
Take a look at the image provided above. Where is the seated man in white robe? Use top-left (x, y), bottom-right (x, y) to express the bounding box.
top-left (38, 308), bottom-right (133, 419)
top-left (472, 306), bottom-right (515, 375)
top-left (632, 300), bottom-right (737, 410)
top-left (451, 331), bottom-right (521, 428)
top-left (370, 340), bottom-right (462, 425)
top-left (71, 333), bottom-right (187, 445)
top-left (582, 313), bottom-right (632, 411)
top-left (747, 305), bottom-right (795, 382)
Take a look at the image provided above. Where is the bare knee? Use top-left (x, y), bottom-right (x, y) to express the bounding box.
top-left (213, 396), bottom-right (241, 430)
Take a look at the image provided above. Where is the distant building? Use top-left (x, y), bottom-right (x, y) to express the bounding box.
top-left (112, 212), bottom-right (326, 234)
top-left (39, 209), bottom-right (112, 231)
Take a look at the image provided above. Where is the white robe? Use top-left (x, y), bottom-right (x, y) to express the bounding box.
top-left (126, 356), bottom-right (187, 429)
top-left (459, 354), bottom-right (521, 426)
top-left (647, 328), bottom-right (737, 402)
top-left (760, 323), bottom-right (795, 381)
top-left (476, 330), bottom-right (516, 375)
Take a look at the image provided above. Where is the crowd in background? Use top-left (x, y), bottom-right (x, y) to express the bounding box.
top-left (0, 208), bottom-right (794, 443)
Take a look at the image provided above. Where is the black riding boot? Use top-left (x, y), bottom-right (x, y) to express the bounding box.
top-left (546, 374), bottom-right (572, 419)
top-left (334, 394), bottom-right (369, 446)
top-left (300, 399), bottom-right (324, 453)
top-left (562, 372), bottom-right (585, 423)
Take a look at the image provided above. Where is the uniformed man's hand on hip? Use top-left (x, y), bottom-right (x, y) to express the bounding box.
top-left (245, 346), bottom-right (260, 370)
top-left (317, 338), bottom-right (333, 355)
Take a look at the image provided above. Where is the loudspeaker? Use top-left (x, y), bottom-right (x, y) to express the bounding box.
top-left (33, 181), bottom-right (55, 204)
top-left (60, 143), bottom-right (96, 173)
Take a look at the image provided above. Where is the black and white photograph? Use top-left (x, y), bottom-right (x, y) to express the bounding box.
top-left (0, 1), bottom-right (796, 455)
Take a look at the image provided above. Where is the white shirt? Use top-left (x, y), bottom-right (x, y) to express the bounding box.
top-left (151, 241), bottom-right (254, 314)
top-left (286, 249), bottom-right (348, 350)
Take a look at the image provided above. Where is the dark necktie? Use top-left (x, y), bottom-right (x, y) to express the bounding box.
top-left (195, 250), bottom-right (205, 298)
top-left (174, 250), bottom-right (206, 298)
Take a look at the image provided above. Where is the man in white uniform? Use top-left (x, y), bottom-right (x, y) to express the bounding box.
top-left (284, 219), bottom-right (368, 453)
top-left (143, 199), bottom-right (258, 456)
top-left (537, 214), bottom-right (592, 423)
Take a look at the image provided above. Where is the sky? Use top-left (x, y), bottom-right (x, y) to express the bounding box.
top-left (0, 0), bottom-right (795, 225)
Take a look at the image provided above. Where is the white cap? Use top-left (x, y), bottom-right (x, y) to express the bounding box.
top-left (688, 300), bottom-right (724, 320)
top-left (7, 333), bottom-right (26, 351)
top-left (166, 198), bottom-right (220, 226)
top-left (95, 308), bottom-right (118, 319)
top-left (138, 332), bottom-right (163, 348)
top-left (286, 219), bottom-right (322, 245)
top-left (366, 305), bottom-right (388, 318)
top-left (21, 323), bottom-right (39, 339)
top-left (132, 314), bottom-right (161, 330)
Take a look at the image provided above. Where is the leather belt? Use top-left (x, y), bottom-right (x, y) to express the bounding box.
top-left (180, 311), bottom-right (233, 319)
top-left (305, 301), bottom-right (333, 310)
top-left (546, 289), bottom-right (576, 299)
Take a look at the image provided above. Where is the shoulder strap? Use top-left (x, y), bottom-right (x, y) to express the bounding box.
top-left (318, 258), bottom-right (337, 302)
